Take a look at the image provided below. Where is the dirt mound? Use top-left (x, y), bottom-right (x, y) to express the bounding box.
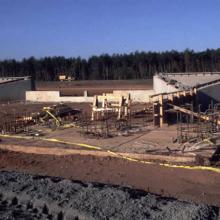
top-left (0, 171), bottom-right (219, 220)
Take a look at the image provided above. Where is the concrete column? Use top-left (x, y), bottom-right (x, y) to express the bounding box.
top-left (84, 90), bottom-right (88, 97)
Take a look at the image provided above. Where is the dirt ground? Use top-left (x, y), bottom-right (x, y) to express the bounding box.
top-left (0, 102), bottom-right (92, 116)
top-left (36, 79), bottom-right (153, 96)
top-left (0, 102), bottom-right (177, 153)
top-left (1, 150), bottom-right (220, 208)
top-left (0, 101), bottom-right (149, 118)
top-left (0, 101), bottom-right (178, 155)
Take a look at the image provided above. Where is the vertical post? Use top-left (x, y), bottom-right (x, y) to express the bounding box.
top-left (180, 112), bottom-right (182, 143)
top-left (127, 94), bottom-right (131, 117)
top-left (124, 96), bottom-right (128, 117)
top-left (118, 97), bottom-right (122, 120)
top-left (91, 95), bottom-right (97, 121)
top-left (159, 94), bottom-right (164, 127)
top-left (177, 111), bottom-right (179, 143)
top-left (190, 102), bottom-right (194, 123)
top-left (84, 90), bottom-right (88, 97)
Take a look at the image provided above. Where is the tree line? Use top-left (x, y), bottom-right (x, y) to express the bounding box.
top-left (1, 48), bottom-right (220, 81)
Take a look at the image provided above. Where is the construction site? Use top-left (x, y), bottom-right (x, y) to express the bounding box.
top-left (1, 74), bottom-right (220, 219)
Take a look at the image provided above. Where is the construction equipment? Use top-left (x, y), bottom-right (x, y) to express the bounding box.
top-left (59, 75), bottom-right (75, 81)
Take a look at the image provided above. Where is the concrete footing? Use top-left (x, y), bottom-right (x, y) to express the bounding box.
top-left (26, 89), bottom-right (155, 103)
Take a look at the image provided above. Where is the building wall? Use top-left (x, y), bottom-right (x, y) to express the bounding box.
top-left (26, 91), bottom-right (60, 102)
top-left (0, 79), bottom-right (32, 101)
top-left (113, 90), bottom-right (154, 102)
top-left (26, 89), bottom-right (154, 103)
top-left (197, 82), bottom-right (220, 110)
top-left (26, 91), bottom-right (93, 103)
top-left (153, 75), bottom-right (179, 94)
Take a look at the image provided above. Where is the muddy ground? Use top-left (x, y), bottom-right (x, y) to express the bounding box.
top-left (0, 101), bottom-right (149, 120)
top-left (36, 79), bottom-right (153, 96)
top-left (0, 170), bottom-right (219, 220)
top-left (0, 101), bottom-right (92, 116)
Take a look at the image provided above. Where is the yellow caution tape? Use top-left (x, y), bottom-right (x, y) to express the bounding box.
top-left (0, 134), bottom-right (220, 174)
top-left (40, 138), bottom-right (101, 150)
top-left (108, 149), bottom-right (220, 173)
top-left (203, 138), bottom-right (215, 145)
top-left (0, 134), bottom-right (100, 150)
top-left (107, 150), bottom-right (119, 157)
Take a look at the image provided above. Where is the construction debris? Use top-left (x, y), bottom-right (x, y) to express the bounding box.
top-left (32, 104), bottom-right (81, 129)
top-left (0, 112), bottom-right (34, 134)
top-left (0, 104), bottom-right (82, 134)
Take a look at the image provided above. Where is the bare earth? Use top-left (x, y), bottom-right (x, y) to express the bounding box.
top-left (1, 150), bottom-right (220, 207)
top-left (36, 79), bottom-right (153, 96)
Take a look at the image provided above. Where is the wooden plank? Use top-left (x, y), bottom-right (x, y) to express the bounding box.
top-left (169, 104), bottom-right (220, 125)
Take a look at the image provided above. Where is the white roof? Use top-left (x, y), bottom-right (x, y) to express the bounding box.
top-left (0, 76), bottom-right (30, 84)
top-left (160, 72), bottom-right (220, 89)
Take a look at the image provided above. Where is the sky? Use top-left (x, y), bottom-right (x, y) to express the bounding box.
top-left (0, 0), bottom-right (220, 60)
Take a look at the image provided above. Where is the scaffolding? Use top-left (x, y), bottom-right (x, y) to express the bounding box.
top-left (91, 93), bottom-right (131, 121)
top-left (175, 103), bottom-right (220, 143)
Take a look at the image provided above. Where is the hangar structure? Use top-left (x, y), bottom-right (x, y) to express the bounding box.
top-left (0, 76), bottom-right (34, 101)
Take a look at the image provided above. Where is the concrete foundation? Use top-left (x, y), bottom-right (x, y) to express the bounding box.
top-left (26, 89), bottom-right (155, 103)
top-left (113, 90), bottom-right (154, 102)
top-left (26, 91), bottom-right (93, 103)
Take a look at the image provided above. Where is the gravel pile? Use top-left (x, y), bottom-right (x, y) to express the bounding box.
top-left (0, 171), bottom-right (219, 220)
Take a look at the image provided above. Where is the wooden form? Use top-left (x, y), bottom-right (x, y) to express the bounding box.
top-left (169, 103), bottom-right (220, 125)
top-left (91, 93), bottom-right (131, 121)
top-left (150, 89), bottom-right (197, 127)
top-left (150, 88), bottom-right (197, 103)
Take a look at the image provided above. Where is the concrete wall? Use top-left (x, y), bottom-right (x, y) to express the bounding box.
top-left (153, 75), bottom-right (179, 94)
top-left (26, 89), bottom-right (155, 103)
top-left (26, 91), bottom-right (93, 103)
top-left (0, 79), bottom-right (32, 101)
top-left (197, 82), bottom-right (220, 111)
top-left (113, 90), bottom-right (154, 102)
top-left (26, 91), bottom-right (60, 102)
